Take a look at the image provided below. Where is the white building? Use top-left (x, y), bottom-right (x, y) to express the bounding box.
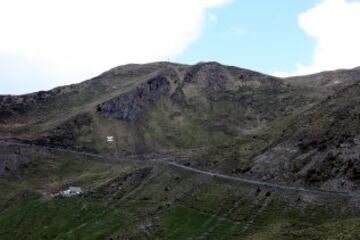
top-left (61, 186), bottom-right (83, 197)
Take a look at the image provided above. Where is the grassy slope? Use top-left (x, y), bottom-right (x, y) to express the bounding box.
top-left (0, 62), bottom-right (327, 155)
top-left (2, 63), bottom-right (360, 239)
top-left (0, 145), bottom-right (143, 206)
top-left (0, 63), bottom-right (169, 137)
top-left (1, 151), bottom-right (360, 240)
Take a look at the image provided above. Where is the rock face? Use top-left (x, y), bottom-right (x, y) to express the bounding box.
top-left (97, 75), bottom-right (170, 121)
top-left (235, 84), bottom-right (360, 191)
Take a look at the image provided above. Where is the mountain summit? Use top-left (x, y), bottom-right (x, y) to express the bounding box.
top-left (1, 62), bottom-right (360, 239)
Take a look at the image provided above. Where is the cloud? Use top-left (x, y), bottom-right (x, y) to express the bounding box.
top-left (274, 0), bottom-right (360, 77)
top-left (0, 0), bottom-right (229, 94)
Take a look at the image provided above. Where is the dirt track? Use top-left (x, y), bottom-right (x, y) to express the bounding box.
top-left (1, 140), bottom-right (359, 198)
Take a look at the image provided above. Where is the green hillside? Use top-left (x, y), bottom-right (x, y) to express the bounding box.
top-left (1, 62), bottom-right (360, 239)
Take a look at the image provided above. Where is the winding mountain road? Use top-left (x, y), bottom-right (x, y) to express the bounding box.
top-left (163, 160), bottom-right (358, 197)
top-left (1, 140), bottom-right (359, 198)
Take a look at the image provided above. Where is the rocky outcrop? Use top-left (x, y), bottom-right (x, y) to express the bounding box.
top-left (0, 87), bottom-right (73, 124)
top-left (97, 75), bottom-right (170, 121)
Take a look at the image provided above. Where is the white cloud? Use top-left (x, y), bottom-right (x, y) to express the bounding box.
top-left (275, 0), bottom-right (360, 77)
top-left (0, 0), bottom-right (229, 94)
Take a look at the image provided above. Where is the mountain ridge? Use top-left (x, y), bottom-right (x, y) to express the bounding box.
top-left (1, 61), bottom-right (360, 191)
top-left (2, 61), bottom-right (360, 239)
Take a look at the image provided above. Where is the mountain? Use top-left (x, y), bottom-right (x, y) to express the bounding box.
top-left (1, 62), bottom-right (360, 239)
top-left (0, 62), bottom-right (325, 152)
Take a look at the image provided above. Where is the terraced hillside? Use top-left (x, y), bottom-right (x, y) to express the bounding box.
top-left (1, 62), bottom-right (360, 239)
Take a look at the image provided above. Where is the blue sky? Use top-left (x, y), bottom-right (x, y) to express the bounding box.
top-left (176, 1), bottom-right (317, 74)
top-left (1, 0), bottom-right (360, 94)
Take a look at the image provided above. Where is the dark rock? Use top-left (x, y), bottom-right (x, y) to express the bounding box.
top-left (97, 75), bottom-right (170, 121)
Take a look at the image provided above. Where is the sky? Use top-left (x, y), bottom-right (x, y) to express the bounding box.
top-left (1, 0), bottom-right (360, 94)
